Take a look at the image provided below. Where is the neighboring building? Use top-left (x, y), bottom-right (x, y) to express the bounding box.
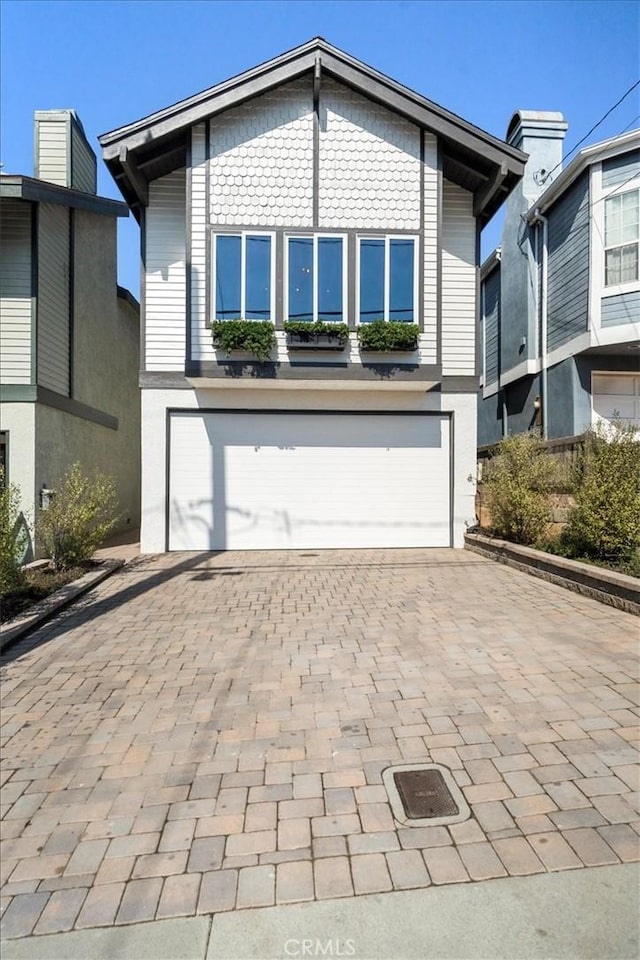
top-left (479, 113), bottom-right (640, 447)
top-left (0, 110), bottom-right (141, 557)
top-left (100, 38), bottom-right (525, 553)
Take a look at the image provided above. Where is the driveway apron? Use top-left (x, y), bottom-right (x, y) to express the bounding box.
top-left (1, 548), bottom-right (638, 939)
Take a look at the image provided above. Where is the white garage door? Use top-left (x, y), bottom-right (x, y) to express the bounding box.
top-left (592, 373), bottom-right (640, 428)
top-left (168, 411), bottom-right (451, 550)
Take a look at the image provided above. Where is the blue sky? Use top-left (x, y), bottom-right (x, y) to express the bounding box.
top-left (2, 0), bottom-right (639, 295)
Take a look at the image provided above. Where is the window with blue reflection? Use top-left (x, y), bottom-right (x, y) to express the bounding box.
top-left (215, 235), bottom-right (241, 319)
top-left (245, 235), bottom-right (271, 319)
top-left (359, 239), bottom-right (385, 323)
top-left (288, 238), bottom-right (313, 321)
top-left (389, 239), bottom-right (415, 322)
top-left (318, 237), bottom-right (343, 322)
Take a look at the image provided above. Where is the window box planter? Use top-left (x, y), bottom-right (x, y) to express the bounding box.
top-left (284, 322), bottom-right (349, 351)
top-left (211, 320), bottom-right (276, 361)
top-left (357, 320), bottom-right (419, 353)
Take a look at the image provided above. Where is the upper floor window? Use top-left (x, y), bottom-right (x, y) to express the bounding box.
top-left (286, 235), bottom-right (345, 322)
top-left (358, 236), bottom-right (417, 323)
top-left (604, 189), bottom-right (639, 286)
top-left (213, 233), bottom-right (273, 320)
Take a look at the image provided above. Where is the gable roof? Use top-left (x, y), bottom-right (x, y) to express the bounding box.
top-left (526, 128), bottom-right (640, 221)
top-left (99, 37), bottom-right (526, 224)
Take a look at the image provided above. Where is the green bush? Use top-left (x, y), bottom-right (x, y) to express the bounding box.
top-left (284, 320), bottom-right (350, 345)
top-left (483, 433), bottom-right (562, 545)
top-left (0, 469), bottom-right (28, 594)
top-left (357, 320), bottom-right (419, 351)
top-left (211, 320), bottom-right (276, 361)
top-left (562, 422), bottom-right (640, 567)
top-left (38, 463), bottom-right (120, 571)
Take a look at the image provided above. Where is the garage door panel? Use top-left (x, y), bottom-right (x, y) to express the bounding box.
top-left (169, 412), bottom-right (450, 550)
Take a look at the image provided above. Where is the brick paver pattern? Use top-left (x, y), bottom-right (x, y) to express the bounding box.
top-left (1, 549), bottom-right (638, 938)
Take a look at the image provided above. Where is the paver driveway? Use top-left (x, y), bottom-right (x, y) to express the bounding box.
top-left (1, 548), bottom-right (639, 940)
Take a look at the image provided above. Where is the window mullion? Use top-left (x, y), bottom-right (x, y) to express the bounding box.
top-left (313, 236), bottom-right (319, 323)
top-left (384, 237), bottom-right (390, 322)
top-left (240, 234), bottom-right (246, 319)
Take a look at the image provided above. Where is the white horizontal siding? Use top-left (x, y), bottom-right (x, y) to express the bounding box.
top-left (145, 169), bottom-right (186, 371)
top-left (423, 132), bottom-right (438, 364)
top-left (36, 119), bottom-right (69, 187)
top-left (0, 200), bottom-right (32, 383)
top-left (441, 180), bottom-right (476, 376)
top-left (190, 126), bottom-right (209, 362)
top-left (37, 203), bottom-right (70, 394)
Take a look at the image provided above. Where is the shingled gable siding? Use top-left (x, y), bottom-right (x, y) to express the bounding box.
top-left (483, 265), bottom-right (500, 386)
top-left (546, 171), bottom-right (589, 352)
top-left (441, 179), bottom-right (476, 376)
top-left (145, 169), bottom-right (186, 371)
top-left (209, 77), bottom-right (314, 228)
top-left (0, 200), bottom-right (32, 384)
top-left (37, 203), bottom-right (70, 395)
top-left (318, 77), bottom-right (421, 230)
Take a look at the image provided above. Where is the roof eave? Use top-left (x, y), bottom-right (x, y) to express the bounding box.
top-left (527, 128), bottom-right (640, 221)
top-left (0, 175), bottom-right (129, 217)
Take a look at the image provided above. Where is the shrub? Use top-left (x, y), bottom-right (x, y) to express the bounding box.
top-left (38, 463), bottom-right (120, 571)
top-left (0, 469), bottom-right (28, 594)
top-left (357, 320), bottom-right (419, 351)
top-left (483, 433), bottom-right (562, 545)
top-left (562, 422), bottom-right (640, 567)
top-left (284, 320), bottom-right (350, 345)
top-left (211, 320), bottom-right (276, 361)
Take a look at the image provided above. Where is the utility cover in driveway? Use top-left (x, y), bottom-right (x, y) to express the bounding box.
top-left (382, 762), bottom-right (470, 827)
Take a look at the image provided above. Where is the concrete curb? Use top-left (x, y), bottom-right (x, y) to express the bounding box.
top-left (0, 559), bottom-right (124, 652)
top-left (465, 532), bottom-right (640, 616)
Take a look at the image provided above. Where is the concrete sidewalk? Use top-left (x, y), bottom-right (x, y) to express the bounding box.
top-left (3, 863), bottom-right (638, 959)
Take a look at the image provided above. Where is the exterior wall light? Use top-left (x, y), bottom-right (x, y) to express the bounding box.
top-left (40, 487), bottom-right (55, 510)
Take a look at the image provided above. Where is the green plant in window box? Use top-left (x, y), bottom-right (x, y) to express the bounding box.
top-left (211, 320), bottom-right (276, 362)
top-left (284, 321), bottom-right (350, 349)
top-left (357, 320), bottom-right (419, 352)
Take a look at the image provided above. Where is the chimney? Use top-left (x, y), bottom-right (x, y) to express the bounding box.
top-left (506, 110), bottom-right (568, 204)
top-left (34, 110), bottom-right (97, 194)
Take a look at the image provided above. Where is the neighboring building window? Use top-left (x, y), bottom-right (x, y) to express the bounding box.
top-left (592, 373), bottom-right (640, 429)
top-left (604, 189), bottom-right (639, 286)
top-left (286, 235), bottom-right (345, 322)
top-left (213, 233), bottom-right (273, 320)
top-left (358, 236), bottom-right (417, 322)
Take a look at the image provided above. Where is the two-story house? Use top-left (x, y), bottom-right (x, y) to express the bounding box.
top-left (0, 110), bottom-right (141, 556)
top-left (479, 112), bottom-right (640, 446)
top-left (100, 38), bottom-right (525, 553)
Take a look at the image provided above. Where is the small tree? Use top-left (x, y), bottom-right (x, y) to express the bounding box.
top-left (0, 469), bottom-right (28, 594)
top-left (38, 463), bottom-right (120, 571)
top-left (483, 433), bottom-right (563, 545)
top-left (564, 422), bottom-right (640, 567)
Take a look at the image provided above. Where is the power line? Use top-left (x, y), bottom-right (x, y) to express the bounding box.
top-left (618, 113), bottom-right (640, 136)
top-left (542, 79), bottom-right (640, 184)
